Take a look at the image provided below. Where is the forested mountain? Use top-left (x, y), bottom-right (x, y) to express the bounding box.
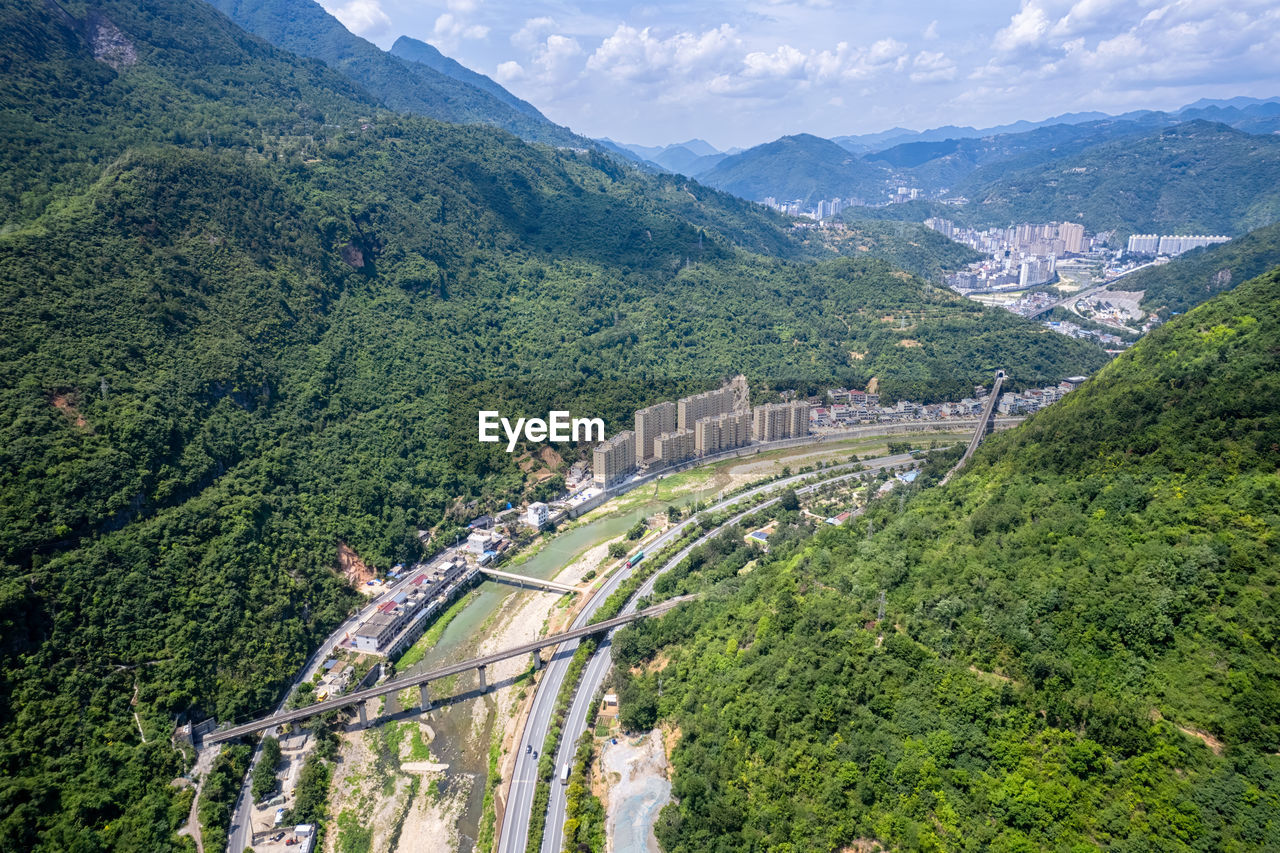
top-left (815, 218), bottom-right (984, 281)
top-left (614, 267), bottom-right (1280, 851)
top-left (1115, 221), bottom-right (1280, 318)
top-left (872, 117), bottom-right (1169, 193)
top-left (204, 0), bottom-right (582, 146)
top-left (697, 133), bottom-right (891, 204)
top-left (952, 121), bottom-right (1280, 236)
top-left (388, 35), bottom-right (546, 122)
top-left (649, 144), bottom-right (726, 177)
top-left (0, 0), bottom-right (1107, 847)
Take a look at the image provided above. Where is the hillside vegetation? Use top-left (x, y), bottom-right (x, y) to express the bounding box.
top-left (615, 268), bottom-right (1280, 851)
top-left (823, 218), bottom-right (985, 281)
top-left (0, 0), bottom-right (1109, 848)
top-left (954, 121), bottom-right (1280, 236)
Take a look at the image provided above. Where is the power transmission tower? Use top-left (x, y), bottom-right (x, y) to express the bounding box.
top-left (876, 590), bottom-right (886, 622)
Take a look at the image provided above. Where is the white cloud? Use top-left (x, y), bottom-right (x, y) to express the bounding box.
top-left (993, 1), bottom-right (1054, 53)
top-left (512, 16), bottom-right (557, 50)
top-left (433, 12), bottom-right (490, 42)
top-left (469, 0), bottom-right (1280, 146)
top-left (322, 0), bottom-right (391, 38)
top-left (586, 24), bottom-right (741, 84)
top-left (978, 0), bottom-right (1280, 100)
top-left (495, 60), bottom-right (525, 83)
top-left (910, 50), bottom-right (956, 83)
top-left (497, 24), bottom-right (584, 90)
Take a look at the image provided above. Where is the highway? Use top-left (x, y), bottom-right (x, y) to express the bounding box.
top-left (1023, 261), bottom-right (1159, 320)
top-left (499, 453), bottom-right (916, 853)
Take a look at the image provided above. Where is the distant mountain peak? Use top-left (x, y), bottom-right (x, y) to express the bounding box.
top-left (205, 0), bottom-right (581, 146)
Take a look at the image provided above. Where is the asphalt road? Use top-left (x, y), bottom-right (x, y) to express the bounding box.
top-left (500, 453), bottom-right (915, 853)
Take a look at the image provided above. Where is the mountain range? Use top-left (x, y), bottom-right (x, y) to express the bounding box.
top-left (611, 98), bottom-right (1280, 236)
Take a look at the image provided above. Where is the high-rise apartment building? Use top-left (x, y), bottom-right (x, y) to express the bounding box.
top-left (752, 401), bottom-right (811, 442)
top-left (694, 411), bottom-right (752, 455)
top-left (654, 429), bottom-right (695, 465)
top-left (677, 376), bottom-right (748, 431)
top-left (635, 401), bottom-right (677, 464)
top-left (678, 386), bottom-right (735, 431)
top-left (1059, 222), bottom-right (1085, 254)
top-left (592, 431), bottom-right (636, 488)
top-left (1127, 234), bottom-right (1160, 255)
top-left (1157, 234), bottom-right (1231, 255)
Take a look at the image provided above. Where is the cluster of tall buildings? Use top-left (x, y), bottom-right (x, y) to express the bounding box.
top-left (762, 197), bottom-right (855, 221)
top-left (926, 218), bottom-right (1094, 293)
top-left (1126, 234), bottom-right (1230, 256)
top-left (592, 377), bottom-right (810, 488)
top-left (925, 218), bottom-right (1088, 257)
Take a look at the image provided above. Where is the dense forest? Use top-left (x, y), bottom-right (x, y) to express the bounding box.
top-left (614, 268), bottom-right (1280, 850)
top-left (0, 0), bottom-right (1110, 848)
top-left (823, 218), bottom-right (985, 281)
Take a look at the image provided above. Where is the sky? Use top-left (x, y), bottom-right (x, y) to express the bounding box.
top-left (317, 0), bottom-right (1280, 150)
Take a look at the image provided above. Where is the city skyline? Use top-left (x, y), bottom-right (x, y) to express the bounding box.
top-left (318, 0), bottom-right (1280, 148)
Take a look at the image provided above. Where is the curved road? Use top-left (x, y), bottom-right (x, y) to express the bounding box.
top-left (500, 453), bottom-right (916, 853)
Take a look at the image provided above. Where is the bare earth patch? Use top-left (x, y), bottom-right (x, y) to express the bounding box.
top-left (395, 771), bottom-right (466, 853)
top-left (1177, 726), bottom-right (1224, 754)
top-left (337, 543), bottom-right (375, 589)
top-left (51, 393), bottom-right (89, 430)
top-left (601, 730), bottom-right (671, 853)
top-left (898, 339), bottom-right (922, 348)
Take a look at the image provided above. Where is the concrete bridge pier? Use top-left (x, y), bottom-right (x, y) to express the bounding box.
top-left (532, 652), bottom-right (542, 671)
top-left (478, 665), bottom-right (487, 693)
top-left (357, 702), bottom-right (368, 728)
top-left (419, 683), bottom-right (431, 711)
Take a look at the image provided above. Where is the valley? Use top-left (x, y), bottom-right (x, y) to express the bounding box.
top-left (1, 1), bottom-right (1277, 852)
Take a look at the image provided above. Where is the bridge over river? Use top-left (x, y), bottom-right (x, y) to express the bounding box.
top-left (205, 596), bottom-right (692, 745)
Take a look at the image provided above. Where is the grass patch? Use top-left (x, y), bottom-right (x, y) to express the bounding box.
top-left (405, 725), bottom-right (431, 762)
top-left (475, 726), bottom-right (503, 852)
top-left (336, 810), bottom-right (373, 853)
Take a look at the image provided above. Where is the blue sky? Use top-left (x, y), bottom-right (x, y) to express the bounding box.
top-left (317, 0), bottom-right (1280, 149)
